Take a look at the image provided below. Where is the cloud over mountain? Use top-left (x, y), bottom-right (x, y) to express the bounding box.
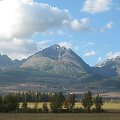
top-left (84, 50), bottom-right (96, 57)
top-left (0, 0), bottom-right (96, 60)
top-left (0, 0), bottom-right (94, 40)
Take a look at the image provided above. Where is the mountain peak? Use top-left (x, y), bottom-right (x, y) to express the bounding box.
top-left (49, 44), bottom-right (60, 48)
top-left (0, 53), bottom-right (24, 68)
top-left (21, 44), bottom-right (91, 74)
top-left (35, 44), bottom-right (69, 60)
top-left (96, 55), bottom-right (120, 68)
top-left (48, 44), bottom-right (67, 50)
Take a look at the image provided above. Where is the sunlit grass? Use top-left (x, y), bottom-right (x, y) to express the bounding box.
top-left (19, 102), bottom-right (120, 111)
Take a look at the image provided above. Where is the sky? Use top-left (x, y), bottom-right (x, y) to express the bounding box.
top-left (0, 0), bottom-right (120, 66)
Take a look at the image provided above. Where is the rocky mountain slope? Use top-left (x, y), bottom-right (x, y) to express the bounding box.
top-left (20, 44), bottom-right (91, 75)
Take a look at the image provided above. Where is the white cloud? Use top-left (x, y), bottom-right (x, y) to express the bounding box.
top-left (106, 51), bottom-right (120, 59)
top-left (106, 21), bottom-right (113, 29)
top-left (70, 20), bottom-right (82, 31)
top-left (80, 18), bottom-right (90, 24)
top-left (58, 41), bottom-right (81, 54)
top-left (84, 50), bottom-right (96, 57)
top-left (0, 0), bottom-right (70, 39)
top-left (0, 38), bottom-right (54, 60)
top-left (70, 19), bottom-right (94, 32)
top-left (0, 0), bottom-right (71, 59)
top-left (0, 0), bottom-right (94, 40)
top-left (58, 41), bottom-right (72, 49)
top-left (97, 57), bottom-right (103, 62)
top-left (81, 0), bottom-right (112, 14)
top-left (100, 21), bottom-right (113, 32)
top-left (0, 0), bottom-right (102, 60)
top-left (0, 38), bottom-right (38, 60)
top-left (37, 40), bottom-right (53, 50)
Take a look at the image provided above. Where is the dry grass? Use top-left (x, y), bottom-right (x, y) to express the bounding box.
top-left (0, 113), bottom-right (120, 120)
top-left (19, 102), bottom-right (120, 112)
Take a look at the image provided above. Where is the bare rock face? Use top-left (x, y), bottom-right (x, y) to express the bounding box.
top-left (20, 44), bottom-right (91, 74)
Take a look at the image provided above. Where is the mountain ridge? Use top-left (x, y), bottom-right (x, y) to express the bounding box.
top-left (20, 44), bottom-right (92, 75)
top-left (0, 44), bottom-right (120, 93)
top-left (94, 56), bottom-right (120, 77)
top-left (0, 54), bottom-right (24, 69)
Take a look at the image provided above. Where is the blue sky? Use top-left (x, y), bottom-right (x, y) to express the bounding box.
top-left (0, 0), bottom-right (120, 66)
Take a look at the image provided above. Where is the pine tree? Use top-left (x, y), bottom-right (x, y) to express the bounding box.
top-left (81, 91), bottom-right (93, 112)
top-left (94, 94), bottom-right (104, 112)
top-left (50, 92), bottom-right (65, 112)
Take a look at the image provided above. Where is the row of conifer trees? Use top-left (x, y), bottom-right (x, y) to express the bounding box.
top-left (0, 91), bottom-right (104, 113)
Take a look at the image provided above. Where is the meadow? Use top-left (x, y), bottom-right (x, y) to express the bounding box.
top-left (0, 113), bottom-right (120, 120)
top-left (19, 102), bottom-right (120, 112)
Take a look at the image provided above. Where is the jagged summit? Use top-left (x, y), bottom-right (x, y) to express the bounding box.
top-left (35, 44), bottom-right (69, 60)
top-left (96, 56), bottom-right (120, 68)
top-left (0, 54), bottom-right (24, 68)
top-left (0, 54), bottom-right (13, 67)
top-left (20, 44), bottom-right (91, 74)
top-left (95, 56), bottom-right (120, 77)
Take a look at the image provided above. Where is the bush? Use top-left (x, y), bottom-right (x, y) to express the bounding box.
top-left (73, 107), bottom-right (84, 113)
top-left (17, 108), bottom-right (43, 113)
top-left (42, 103), bottom-right (48, 113)
top-left (92, 108), bottom-right (105, 113)
top-left (50, 92), bottom-right (65, 113)
top-left (0, 94), bottom-right (18, 112)
top-left (21, 102), bottom-right (28, 109)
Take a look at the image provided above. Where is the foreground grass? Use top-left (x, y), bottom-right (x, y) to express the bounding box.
top-left (0, 113), bottom-right (120, 120)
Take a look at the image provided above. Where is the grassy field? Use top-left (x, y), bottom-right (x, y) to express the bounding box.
top-left (19, 102), bottom-right (120, 112)
top-left (0, 113), bottom-right (120, 120)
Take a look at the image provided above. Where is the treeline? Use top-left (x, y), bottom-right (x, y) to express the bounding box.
top-left (0, 91), bottom-right (104, 113)
top-left (16, 91), bottom-right (53, 102)
top-left (0, 94), bottom-right (18, 112)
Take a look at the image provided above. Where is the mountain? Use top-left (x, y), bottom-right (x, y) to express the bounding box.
top-left (0, 54), bottom-right (13, 68)
top-left (95, 56), bottom-right (120, 77)
top-left (0, 44), bottom-right (120, 93)
top-left (20, 44), bottom-right (91, 75)
top-left (0, 54), bottom-right (24, 69)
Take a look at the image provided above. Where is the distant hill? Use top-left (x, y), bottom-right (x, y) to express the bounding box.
top-left (95, 56), bottom-right (120, 77)
top-left (0, 54), bottom-right (24, 69)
